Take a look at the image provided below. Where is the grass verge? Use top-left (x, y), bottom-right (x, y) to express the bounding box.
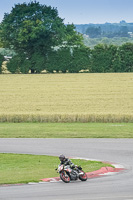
top-left (0, 122), bottom-right (133, 138)
top-left (0, 154), bottom-right (113, 184)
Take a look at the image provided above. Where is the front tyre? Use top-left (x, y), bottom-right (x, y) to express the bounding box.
top-left (60, 171), bottom-right (70, 183)
top-left (79, 171), bottom-right (87, 181)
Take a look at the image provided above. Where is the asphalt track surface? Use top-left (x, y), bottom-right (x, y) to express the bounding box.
top-left (0, 138), bottom-right (133, 200)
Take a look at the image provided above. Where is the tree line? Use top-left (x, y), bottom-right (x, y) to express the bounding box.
top-left (0, 2), bottom-right (133, 74)
top-left (1, 42), bottom-right (133, 73)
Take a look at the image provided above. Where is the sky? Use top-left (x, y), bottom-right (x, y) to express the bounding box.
top-left (0, 0), bottom-right (133, 24)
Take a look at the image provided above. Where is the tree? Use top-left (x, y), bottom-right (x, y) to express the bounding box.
top-left (6, 55), bottom-right (30, 74)
top-left (65, 24), bottom-right (84, 46)
top-left (90, 44), bottom-right (117, 72)
top-left (46, 47), bottom-right (72, 73)
top-left (1, 1), bottom-right (83, 73)
top-left (113, 43), bottom-right (133, 72)
top-left (45, 50), bottom-right (59, 73)
top-left (0, 53), bottom-right (4, 73)
top-left (55, 47), bottom-right (72, 73)
top-left (0, 38), bottom-right (3, 48)
top-left (68, 46), bottom-right (91, 73)
top-left (45, 46), bottom-right (91, 73)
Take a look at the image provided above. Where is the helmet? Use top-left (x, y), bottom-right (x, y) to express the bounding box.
top-left (59, 154), bottom-right (65, 161)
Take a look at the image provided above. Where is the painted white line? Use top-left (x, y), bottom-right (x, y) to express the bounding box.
top-left (50, 178), bottom-right (58, 182)
top-left (39, 182), bottom-right (48, 184)
top-left (100, 172), bottom-right (119, 176)
top-left (72, 157), bottom-right (101, 161)
top-left (112, 164), bottom-right (125, 169)
top-left (50, 181), bottom-right (58, 183)
top-left (28, 182), bottom-right (38, 185)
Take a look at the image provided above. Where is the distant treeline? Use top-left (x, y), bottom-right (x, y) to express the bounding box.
top-left (1, 42), bottom-right (133, 74)
top-left (83, 36), bottom-right (133, 49)
top-left (75, 21), bottom-right (133, 38)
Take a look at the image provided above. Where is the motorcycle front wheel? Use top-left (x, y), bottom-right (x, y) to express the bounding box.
top-left (79, 171), bottom-right (87, 181)
top-left (60, 171), bottom-right (70, 183)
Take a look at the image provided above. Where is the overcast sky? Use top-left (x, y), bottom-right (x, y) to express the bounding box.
top-left (0, 0), bottom-right (133, 24)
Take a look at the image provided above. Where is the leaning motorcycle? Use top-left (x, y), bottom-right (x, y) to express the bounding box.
top-left (56, 164), bottom-right (87, 183)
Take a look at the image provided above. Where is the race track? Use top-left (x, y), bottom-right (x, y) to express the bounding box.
top-left (0, 138), bottom-right (133, 200)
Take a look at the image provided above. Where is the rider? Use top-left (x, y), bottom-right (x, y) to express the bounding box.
top-left (59, 154), bottom-right (75, 169)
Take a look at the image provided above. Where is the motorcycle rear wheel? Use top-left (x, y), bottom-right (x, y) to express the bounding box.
top-left (60, 171), bottom-right (70, 183)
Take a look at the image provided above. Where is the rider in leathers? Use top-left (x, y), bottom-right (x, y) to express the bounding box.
top-left (59, 154), bottom-right (75, 168)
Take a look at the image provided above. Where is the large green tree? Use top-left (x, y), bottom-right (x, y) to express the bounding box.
top-left (0, 1), bottom-right (83, 73)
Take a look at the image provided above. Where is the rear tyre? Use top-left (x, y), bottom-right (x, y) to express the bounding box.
top-left (60, 171), bottom-right (70, 183)
top-left (79, 171), bottom-right (87, 181)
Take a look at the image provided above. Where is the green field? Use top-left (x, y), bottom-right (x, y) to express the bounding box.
top-left (0, 73), bottom-right (133, 122)
top-left (0, 154), bottom-right (113, 184)
top-left (0, 122), bottom-right (133, 138)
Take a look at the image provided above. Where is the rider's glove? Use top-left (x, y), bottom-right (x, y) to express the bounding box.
top-left (71, 164), bottom-right (75, 168)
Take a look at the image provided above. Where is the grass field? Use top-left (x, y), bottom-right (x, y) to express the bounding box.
top-left (0, 154), bottom-right (113, 184)
top-left (0, 73), bottom-right (133, 122)
top-left (0, 122), bottom-right (133, 138)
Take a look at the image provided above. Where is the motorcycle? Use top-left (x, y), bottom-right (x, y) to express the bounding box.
top-left (56, 164), bottom-right (87, 183)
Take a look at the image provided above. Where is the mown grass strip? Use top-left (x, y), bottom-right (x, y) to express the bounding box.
top-left (0, 154), bottom-right (113, 184)
top-left (0, 122), bottom-right (133, 138)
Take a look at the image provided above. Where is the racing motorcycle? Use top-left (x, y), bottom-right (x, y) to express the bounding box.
top-left (56, 164), bottom-right (87, 183)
